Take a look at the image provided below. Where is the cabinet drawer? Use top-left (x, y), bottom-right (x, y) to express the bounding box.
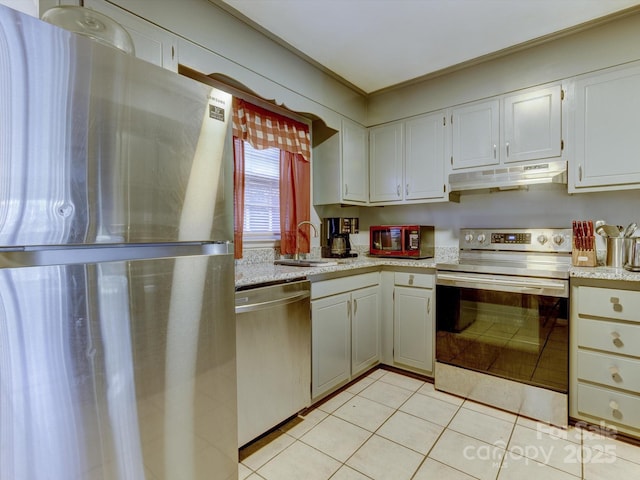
top-left (394, 272), bottom-right (433, 288)
top-left (312, 272), bottom-right (379, 299)
top-left (577, 318), bottom-right (640, 358)
top-left (578, 286), bottom-right (640, 322)
top-left (578, 350), bottom-right (640, 392)
top-left (577, 382), bottom-right (640, 429)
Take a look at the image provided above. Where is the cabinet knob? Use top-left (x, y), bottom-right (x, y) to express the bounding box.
top-left (610, 366), bottom-right (622, 382)
top-left (611, 331), bottom-right (624, 348)
top-left (408, 274), bottom-right (414, 286)
top-left (610, 297), bottom-right (623, 312)
top-left (609, 400), bottom-right (619, 411)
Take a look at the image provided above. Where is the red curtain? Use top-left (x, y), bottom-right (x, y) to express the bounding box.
top-left (232, 99), bottom-right (311, 258)
top-left (233, 137), bottom-right (245, 260)
top-left (232, 98), bottom-right (310, 161)
top-left (280, 151), bottom-right (311, 255)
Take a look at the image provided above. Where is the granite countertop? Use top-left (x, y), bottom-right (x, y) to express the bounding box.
top-left (235, 255), bottom-right (442, 288)
top-left (235, 252), bottom-right (640, 288)
top-left (569, 265), bottom-right (640, 282)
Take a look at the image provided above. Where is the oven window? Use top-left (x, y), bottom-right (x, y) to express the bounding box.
top-left (436, 285), bottom-right (568, 393)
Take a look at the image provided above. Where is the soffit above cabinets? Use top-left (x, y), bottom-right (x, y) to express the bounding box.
top-left (213, 0), bottom-right (640, 94)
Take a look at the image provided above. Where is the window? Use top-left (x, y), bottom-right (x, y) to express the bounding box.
top-left (242, 142), bottom-right (281, 241)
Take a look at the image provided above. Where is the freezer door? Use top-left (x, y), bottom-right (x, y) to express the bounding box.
top-left (0, 6), bottom-right (233, 246)
top-left (0, 253), bottom-right (237, 480)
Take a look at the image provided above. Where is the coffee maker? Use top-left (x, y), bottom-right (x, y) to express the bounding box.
top-left (321, 217), bottom-right (359, 258)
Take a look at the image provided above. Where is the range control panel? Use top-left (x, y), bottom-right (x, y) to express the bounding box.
top-left (491, 233), bottom-right (531, 244)
top-left (459, 228), bottom-right (573, 253)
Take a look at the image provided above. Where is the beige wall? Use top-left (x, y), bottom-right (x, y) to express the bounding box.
top-left (367, 10), bottom-right (640, 125)
top-left (105, 0), bottom-right (367, 127)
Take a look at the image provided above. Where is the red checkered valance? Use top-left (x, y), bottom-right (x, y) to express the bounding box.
top-left (232, 98), bottom-right (311, 161)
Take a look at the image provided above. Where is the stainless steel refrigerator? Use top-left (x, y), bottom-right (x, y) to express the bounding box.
top-left (0, 6), bottom-right (237, 479)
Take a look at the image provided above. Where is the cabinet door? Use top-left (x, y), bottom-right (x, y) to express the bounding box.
top-left (405, 112), bottom-right (446, 200)
top-left (503, 85), bottom-right (562, 163)
top-left (351, 286), bottom-right (380, 376)
top-left (311, 293), bottom-right (351, 399)
top-left (85, 0), bottom-right (178, 71)
top-left (369, 123), bottom-right (403, 202)
top-left (341, 119), bottom-right (369, 203)
top-left (573, 64), bottom-right (640, 189)
top-left (451, 99), bottom-right (500, 169)
top-left (394, 286), bottom-right (433, 373)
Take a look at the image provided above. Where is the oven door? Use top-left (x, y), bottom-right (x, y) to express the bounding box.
top-left (436, 271), bottom-right (569, 393)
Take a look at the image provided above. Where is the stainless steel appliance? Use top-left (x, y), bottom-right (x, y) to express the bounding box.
top-left (436, 228), bottom-right (572, 426)
top-left (0, 7), bottom-right (237, 479)
top-left (448, 160), bottom-right (567, 194)
top-left (321, 217), bottom-right (359, 258)
top-left (369, 225), bottom-right (434, 259)
top-left (235, 280), bottom-right (311, 447)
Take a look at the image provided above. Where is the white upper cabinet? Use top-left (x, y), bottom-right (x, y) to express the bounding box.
top-left (369, 123), bottom-right (403, 202)
top-left (85, 0), bottom-right (178, 71)
top-left (503, 85), bottom-right (562, 163)
top-left (341, 119), bottom-right (369, 203)
top-left (369, 111), bottom-right (447, 204)
top-left (451, 99), bottom-right (500, 170)
top-left (405, 112), bottom-right (446, 200)
top-left (570, 62), bottom-right (640, 192)
top-left (450, 84), bottom-right (563, 170)
top-left (313, 118), bottom-right (369, 205)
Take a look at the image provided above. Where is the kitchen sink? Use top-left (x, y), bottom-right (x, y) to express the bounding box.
top-left (274, 259), bottom-right (338, 267)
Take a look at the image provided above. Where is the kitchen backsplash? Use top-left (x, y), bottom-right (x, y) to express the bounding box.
top-left (236, 244), bottom-right (459, 265)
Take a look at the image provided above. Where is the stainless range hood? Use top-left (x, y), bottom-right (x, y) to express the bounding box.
top-left (448, 160), bottom-right (567, 194)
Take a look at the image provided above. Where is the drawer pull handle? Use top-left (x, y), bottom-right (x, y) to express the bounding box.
top-left (610, 366), bottom-right (622, 382)
top-left (610, 296), bottom-right (623, 312)
top-left (609, 400), bottom-right (619, 411)
top-left (611, 332), bottom-right (624, 348)
top-left (409, 274), bottom-right (414, 286)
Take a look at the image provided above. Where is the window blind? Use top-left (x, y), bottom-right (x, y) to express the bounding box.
top-left (242, 142), bottom-right (280, 239)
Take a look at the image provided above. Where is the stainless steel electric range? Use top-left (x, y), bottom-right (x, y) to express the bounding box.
top-left (435, 228), bottom-right (572, 426)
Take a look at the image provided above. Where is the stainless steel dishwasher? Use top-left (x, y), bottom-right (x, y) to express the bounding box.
top-left (235, 280), bottom-right (311, 447)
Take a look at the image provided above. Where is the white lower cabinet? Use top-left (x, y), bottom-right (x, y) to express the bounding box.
top-left (571, 282), bottom-right (640, 437)
top-left (311, 293), bottom-right (351, 399)
top-left (311, 272), bottom-right (380, 400)
top-left (392, 272), bottom-right (434, 375)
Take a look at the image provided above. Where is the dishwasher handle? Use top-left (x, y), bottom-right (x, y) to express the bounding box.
top-left (235, 290), bottom-right (310, 314)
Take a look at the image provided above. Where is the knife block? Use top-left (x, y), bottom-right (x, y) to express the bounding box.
top-left (572, 236), bottom-right (596, 267)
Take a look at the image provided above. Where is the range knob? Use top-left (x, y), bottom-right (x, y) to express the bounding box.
top-left (553, 234), bottom-right (565, 245)
top-left (537, 234), bottom-right (548, 245)
top-left (464, 233), bottom-right (474, 243)
top-left (477, 233), bottom-right (486, 244)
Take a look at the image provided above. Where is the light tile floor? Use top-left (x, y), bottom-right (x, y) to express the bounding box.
top-left (239, 369), bottom-right (640, 480)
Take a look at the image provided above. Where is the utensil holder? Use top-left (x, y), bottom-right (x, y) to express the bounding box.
top-left (605, 237), bottom-right (625, 268)
top-left (572, 236), bottom-right (596, 267)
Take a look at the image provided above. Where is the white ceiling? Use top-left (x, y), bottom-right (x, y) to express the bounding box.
top-left (217, 0), bottom-right (640, 94)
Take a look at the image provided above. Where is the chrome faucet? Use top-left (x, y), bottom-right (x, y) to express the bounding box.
top-left (294, 221), bottom-right (318, 260)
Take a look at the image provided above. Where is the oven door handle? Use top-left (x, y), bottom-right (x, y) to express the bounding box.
top-left (436, 272), bottom-right (568, 295)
